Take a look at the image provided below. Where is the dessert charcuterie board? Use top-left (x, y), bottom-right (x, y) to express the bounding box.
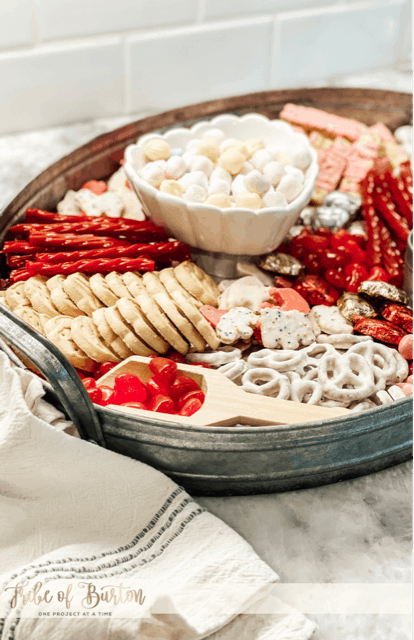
top-left (0, 87), bottom-right (412, 496)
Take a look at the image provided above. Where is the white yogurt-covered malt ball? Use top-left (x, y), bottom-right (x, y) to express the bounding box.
top-left (160, 180), bottom-right (184, 198)
top-left (276, 174), bottom-right (303, 203)
top-left (205, 194), bottom-right (232, 208)
top-left (184, 184), bottom-right (207, 203)
top-left (231, 174), bottom-right (248, 196)
top-left (241, 161), bottom-right (254, 175)
top-left (143, 139), bottom-right (171, 162)
top-left (275, 152), bottom-right (290, 166)
top-left (262, 190), bottom-right (288, 208)
top-left (266, 144), bottom-right (279, 158)
top-left (208, 178), bottom-right (231, 197)
top-left (196, 139), bottom-right (221, 163)
top-left (235, 193), bottom-right (262, 210)
top-left (164, 155), bottom-right (187, 180)
top-left (210, 167), bottom-right (232, 185)
top-left (219, 148), bottom-right (246, 175)
top-left (290, 144), bottom-right (312, 171)
top-left (244, 169), bottom-right (271, 195)
top-left (251, 149), bottom-right (274, 172)
top-left (202, 128), bottom-right (226, 144)
top-left (140, 162), bottom-right (165, 187)
top-left (263, 161), bottom-right (286, 187)
top-left (189, 154), bottom-right (214, 178)
top-left (170, 147), bottom-right (184, 157)
top-left (285, 165), bottom-right (305, 183)
top-left (245, 139), bottom-right (265, 158)
top-left (179, 170), bottom-right (209, 192)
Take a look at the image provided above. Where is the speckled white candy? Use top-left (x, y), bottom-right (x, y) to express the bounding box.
top-left (244, 170), bottom-right (271, 195)
top-left (231, 174), bottom-right (248, 196)
top-left (240, 161), bottom-right (254, 175)
top-left (263, 161), bottom-right (286, 187)
top-left (216, 307), bottom-right (257, 344)
top-left (285, 165), bottom-right (305, 184)
top-left (179, 170), bottom-right (208, 191)
top-left (262, 190), bottom-right (287, 208)
top-left (259, 308), bottom-right (316, 350)
top-left (251, 149), bottom-right (273, 171)
top-left (140, 162), bottom-right (165, 187)
top-left (183, 183), bottom-right (206, 203)
top-left (311, 305), bottom-right (353, 335)
top-left (202, 128), bottom-right (226, 144)
top-left (188, 155), bottom-right (214, 178)
top-left (164, 155), bottom-right (187, 180)
top-left (276, 174), bottom-right (303, 203)
top-left (290, 144), bottom-right (312, 171)
top-left (208, 178), bottom-right (230, 196)
top-left (210, 167), bottom-right (232, 185)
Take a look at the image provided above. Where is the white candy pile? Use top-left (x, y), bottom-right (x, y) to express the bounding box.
top-left (139, 129), bottom-right (312, 210)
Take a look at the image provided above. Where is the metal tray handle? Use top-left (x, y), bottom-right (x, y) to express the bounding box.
top-left (0, 305), bottom-right (106, 447)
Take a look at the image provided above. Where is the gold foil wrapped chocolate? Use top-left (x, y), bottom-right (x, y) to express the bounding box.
top-left (337, 292), bottom-right (378, 322)
top-left (358, 280), bottom-right (408, 306)
top-left (258, 252), bottom-right (305, 277)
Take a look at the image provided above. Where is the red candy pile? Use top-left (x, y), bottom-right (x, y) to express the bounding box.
top-left (81, 357), bottom-right (205, 417)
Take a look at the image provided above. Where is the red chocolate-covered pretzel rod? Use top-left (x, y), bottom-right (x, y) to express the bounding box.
top-left (25, 256), bottom-right (155, 277)
top-left (35, 240), bottom-right (191, 264)
top-left (361, 173), bottom-right (382, 266)
top-left (374, 175), bottom-right (410, 242)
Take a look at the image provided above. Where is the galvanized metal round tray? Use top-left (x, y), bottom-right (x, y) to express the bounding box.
top-left (0, 88), bottom-right (412, 496)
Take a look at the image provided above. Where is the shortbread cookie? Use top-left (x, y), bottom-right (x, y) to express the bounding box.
top-left (47, 275), bottom-right (86, 318)
top-left (92, 307), bottom-right (133, 360)
top-left (133, 288), bottom-right (189, 355)
top-left (142, 272), bottom-right (206, 352)
top-left (122, 272), bottom-right (146, 298)
top-left (24, 276), bottom-right (60, 317)
top-left (71, 316), bottom-right (120, 363)
top-left (158, 270), bottom-right (220, 350)
top-left (174, 261), bottom-right (220, 306)
top-left (105, 272), bottom-right (134, 299)
top-left (104, 306), bottom-right (154, 356)
top-left (89, 274), bottom-right (120, 307)
top-left (44, 316), bottom-right (96, 371)
top-left (13, 305), bottom-right (48, 336)
top-left (63, 273), bottom-right (104, 316)
top-left (158, 268), bottom-right (203, 308)
top-left (0, 292), bottom-right (8, 308)
top-left (116, 297), bottom-right (169, 354)
top-left (5, 282), bottom-right (32, 311)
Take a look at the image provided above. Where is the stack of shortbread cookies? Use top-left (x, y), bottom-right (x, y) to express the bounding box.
top-left (0, 261), bottom-right (220, 371)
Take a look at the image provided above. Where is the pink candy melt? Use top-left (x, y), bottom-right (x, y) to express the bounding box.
top-left (396, 383), bottom-right (413, 396)
top-left (268, 287), bottom-right (310, 314)
top-left (398, 334), bottom-right (413, 360)
top-left (200, 305), bottom-right (228, 328)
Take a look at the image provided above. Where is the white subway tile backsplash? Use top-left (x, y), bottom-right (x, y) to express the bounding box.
top-left (36, 0), bottom-right (197, 42)
top-left (205, 0), bottom-right (338, 22)
top-left (127, 19), bottom-right (273, 112)
top-left (272, 1), bottom-right (407, 88)
top-left (0, 39), bottom-right (123, 135)
top-left (0, 0), bottom-right (33, 50)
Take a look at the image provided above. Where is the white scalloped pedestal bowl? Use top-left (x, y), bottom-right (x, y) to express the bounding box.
top-left (124, 113), bottom-right (319, 256)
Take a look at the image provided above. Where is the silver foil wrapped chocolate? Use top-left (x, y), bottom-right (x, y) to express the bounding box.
top-left (258, 252), bottom-right (305, 277)
top-left (311, 191), bottom-right (362, 232)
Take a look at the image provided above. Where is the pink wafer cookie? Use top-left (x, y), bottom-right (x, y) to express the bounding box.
top-left (280, 104), bottom-right (366, 141)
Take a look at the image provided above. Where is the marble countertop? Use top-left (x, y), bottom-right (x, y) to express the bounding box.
top-left (0, 68), bottom-right (412, 638)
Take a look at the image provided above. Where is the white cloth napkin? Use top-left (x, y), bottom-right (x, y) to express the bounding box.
top-left (0, 351), bottom-right (316, 640)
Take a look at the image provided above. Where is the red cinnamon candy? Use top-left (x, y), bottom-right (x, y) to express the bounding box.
top-left (353, 315), bottom-right (407, 345)
top-left (381, 304), bottom-right (413, 334)
top-left (293, 274), bottom-right (339, 307)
